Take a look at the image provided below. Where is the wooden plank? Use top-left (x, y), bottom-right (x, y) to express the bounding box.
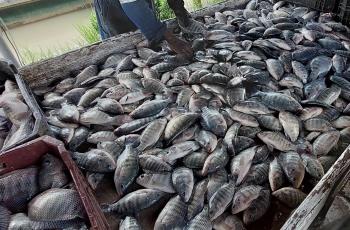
top-left (281, 147), bottom-right (350, 230)
top-left (19, 32), bottom-right (144, 89)
top-left (18, 0), bottom-right (249, 90)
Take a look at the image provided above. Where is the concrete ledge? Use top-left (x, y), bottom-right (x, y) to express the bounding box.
top-left (0, 0), bottom-right (92, 28)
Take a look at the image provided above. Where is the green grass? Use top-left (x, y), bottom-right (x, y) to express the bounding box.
top-left (155, 0), bottom-right (175, 20)
top-left (20, 45), bottom-right (75, 65)
top-left (75, 11), bottom-right (100, 45)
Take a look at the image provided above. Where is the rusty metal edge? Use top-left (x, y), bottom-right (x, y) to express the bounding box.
top-left (0, 136), bottom-right (110, 230)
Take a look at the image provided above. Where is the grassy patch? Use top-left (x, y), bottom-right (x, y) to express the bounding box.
top-left (19, 45), bottom-right (75, 65)
top-left (75, 11), bottom-right (100, 45)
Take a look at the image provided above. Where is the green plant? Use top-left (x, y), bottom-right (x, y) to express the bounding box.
top-left (75, 11), bottom-right (100, 45)
top-left (20, 45), bottom-right (74, 65)
top-left (155, 0), bottom-right (175, 20)
top-left (192, 0), bottom-right (203, 10)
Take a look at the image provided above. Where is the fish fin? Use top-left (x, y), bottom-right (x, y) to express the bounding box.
top-left (100, 203), bottom-right (112, 213)
top-left (267, 144), bottom-right (274, 152)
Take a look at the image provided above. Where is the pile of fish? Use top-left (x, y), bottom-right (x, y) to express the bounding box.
top-left (38, 0), bottom-right (350, 228)
top-left (0, 154), bottom-right (88, 229)
top-left (0, 79), bottom-right (34, 151)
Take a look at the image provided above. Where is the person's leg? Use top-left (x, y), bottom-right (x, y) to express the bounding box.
top-left (167, 0), bottom-right (191, 26)
top-left (94, 0), bottom-right (112, 39)
top-left (120, 0), bottom-right (193, 58)
top-left (119, 0), bottom-right (166, 43)
top-left (94, 0), bottom-right (137, 39)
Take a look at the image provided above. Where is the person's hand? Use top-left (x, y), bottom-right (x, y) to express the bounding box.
top-left (163, 30), bottom-right (193, 60)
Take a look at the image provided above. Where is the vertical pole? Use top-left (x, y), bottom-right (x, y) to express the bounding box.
top-left (0, 26), bottom-right (20, 67)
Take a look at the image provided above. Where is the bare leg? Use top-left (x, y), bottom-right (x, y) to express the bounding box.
top-left (167, 0), bottom-right (191, 26)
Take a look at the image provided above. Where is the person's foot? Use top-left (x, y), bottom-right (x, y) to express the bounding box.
top-left (163, 30), bottom-right (193, 60)
top-left (179, 18), bottom-right (207, 35)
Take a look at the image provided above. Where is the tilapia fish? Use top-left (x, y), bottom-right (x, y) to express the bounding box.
top-left (0, 167), bottom-right (39, 212)
top-left (0, 80), bottom-right (34, 151)
top-left (39, 154), bottom-right (69, 191)
top-left (28, 188), bottom-right (87, 228)
top-left (37, 0), bottom-right (350, 228)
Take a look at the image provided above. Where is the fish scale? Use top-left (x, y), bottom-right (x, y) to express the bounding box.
top-left (269, 157), bottom-right (285, 192)
top-left (225, 109), bottom-right (259, 127)
top-left (187, 179), bottom-right (208, 220)
top-left (279, 152), bottom-right (305, 188)
top-left (164, 113), bottom-right (199, 142)
top-left (137, 118), bottom-right (167, 151)
top-left (201, 107), bottom-right (227, 137)
top-left (186, 206), bottom-right (212, 230)
top-left (243, 189), bottom-right (270, 224)
top-left (279, 111), bottom-right (300, 142)
top-left (139, 155), bottom-right (171, 172)
top-left (231, 185), bottom-right (263, 215)
top-left (207, 169), bottom-right (228, 201)
top-left (72, 149), bottom-right (116, 173)
top-left (114, 145), bottom-right (139, 196)
top-left (39, 154), bottom-right (69, 191)
top-left (301, 153), bottom-right (324, 179)
top-left (114, 115), bottom-right (159, 135)
top-left (272, 187), bottom-right (307, 208)
top-left (0, 167), bottom-right (39, 212)
top-left (107, 189), bottom-right (165, 215)
top-left (195, 130), bottom-right (218, 153)
top-left (172, 167), bottom-right (194, 202)
top-left (202, 143), bottom-right (229, 175)
top-left (28, 188), bottom-right (86, 227)
top-left (208, 180), bottom-right (236, 220)
top-left (120, 216), bottom-right (141, 230)
top-left (257, 131), bottom-right (296, 152)
top-left (313, 130), bottom-right (340, 155)
top-left (136, 172), bottom-right (175, 193)
top-left (183, 151), bottom-right (209, 169)
top-left (154, 196), bottom-right (188, 230)
top-left (0, 205), bottom-right (10, 229)
top-left (243, 163), bottom-right (269, 185)
top-left (304, 118), bottom-right (333, 132)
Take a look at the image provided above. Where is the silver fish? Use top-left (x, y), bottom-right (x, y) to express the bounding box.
top-left (71, 149), bottom-right (116, 173)
top-left (39, 154), bottom-right (68, 191)
top-left (114, 145), bottom-right (139, 196)
top-left (106, 189), bottom-right (165, 215)
top-left (28, 188), bottom-right (86, 227)
top-left (136, 172), bottom-right (175, 193)
top-left (208, 180), bottom-right (236, 220)
top-left (172, 167), bottom-right (194, 202)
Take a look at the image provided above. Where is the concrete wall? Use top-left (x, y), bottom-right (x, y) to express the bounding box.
top-left (0, 0), bottom-right (92, 28)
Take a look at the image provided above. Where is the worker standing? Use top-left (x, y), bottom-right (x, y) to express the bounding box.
top-left (94, 0), bottom-right (202, 58)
